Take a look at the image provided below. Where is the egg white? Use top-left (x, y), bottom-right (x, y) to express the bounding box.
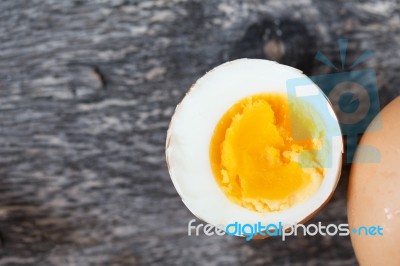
top-left (166, 59), bottom-right (343, 235)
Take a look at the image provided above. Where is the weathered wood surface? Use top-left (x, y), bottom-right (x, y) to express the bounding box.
top-left (0, 0), bottom-right (399, 265)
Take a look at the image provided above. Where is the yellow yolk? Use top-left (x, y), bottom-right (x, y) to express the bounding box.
top-left (210, 94), bottom-right (324, 212)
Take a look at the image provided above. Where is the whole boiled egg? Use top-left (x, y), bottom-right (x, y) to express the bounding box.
top-left (348, 97), bottom-right (400, 265)
top-left (166, 59), bottom-right (343, 235)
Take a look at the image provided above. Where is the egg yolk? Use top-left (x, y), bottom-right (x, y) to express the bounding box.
top-left (209, 94), bottom-right (324, 212)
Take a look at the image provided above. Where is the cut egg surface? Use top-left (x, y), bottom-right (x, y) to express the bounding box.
top-left (166, 59), bottom-right (342, 235)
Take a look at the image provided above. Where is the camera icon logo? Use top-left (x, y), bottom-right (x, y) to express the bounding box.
top-left (287, 39), bottom-right (381, 165)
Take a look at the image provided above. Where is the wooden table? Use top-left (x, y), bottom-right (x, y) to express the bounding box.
top-left (0, 0), bottom-right (398, 265)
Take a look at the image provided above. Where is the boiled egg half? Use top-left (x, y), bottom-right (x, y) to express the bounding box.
top-left (166, 59), bottom-right (343, 235)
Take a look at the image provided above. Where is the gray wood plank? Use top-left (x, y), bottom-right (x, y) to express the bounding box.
top-left (0, 0), bottom-right (398, 265)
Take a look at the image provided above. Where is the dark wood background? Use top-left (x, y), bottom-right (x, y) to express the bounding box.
top-left (0, 0), bottom-right (399, 265)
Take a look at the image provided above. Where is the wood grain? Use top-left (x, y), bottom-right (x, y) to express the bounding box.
top-left (0, 0), bottom-right (399, 265)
